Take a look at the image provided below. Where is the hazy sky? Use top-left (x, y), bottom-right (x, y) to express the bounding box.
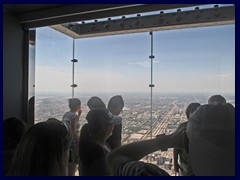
top-left (36, 13), bottom-right (235, 94)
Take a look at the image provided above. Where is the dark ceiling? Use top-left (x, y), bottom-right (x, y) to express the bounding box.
top-left (4, 4), bottom-right (64, 14)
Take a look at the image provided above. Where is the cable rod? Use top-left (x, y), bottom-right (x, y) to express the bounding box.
top-left (149, 31), bottom-right (155, 139)
top-left (72, 39), bottom-right (75, 98)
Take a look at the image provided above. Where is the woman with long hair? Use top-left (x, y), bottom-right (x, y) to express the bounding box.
top-left (8, 118), bottom-right (71, 176)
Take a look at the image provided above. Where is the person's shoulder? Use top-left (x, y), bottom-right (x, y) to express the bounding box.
top-left (181, 121), bottom-right (188, 126)
top-left (82, 139), bottom-right (105, 155)
top-left (62, 111), bottom-right (68, 117)
top-left (177, 121), bottom-right (188, 130)
top-left (63, 111), bottom-right (77, 119)
top-left (115, 122), bottom-right (123, 130)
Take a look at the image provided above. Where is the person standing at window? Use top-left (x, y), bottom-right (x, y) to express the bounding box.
top-left (62, 98), bottom-right (82, 176)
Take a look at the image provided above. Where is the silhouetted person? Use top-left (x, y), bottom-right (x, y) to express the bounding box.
top-left (107, 103), bottom-right (235, 176)
top-left (208, 95), bottom-right (226, 105)
top-left (78, 108), bottom-right (121, 176)
top-left (173, 103), bottom-right (200, 176)
top-left (8, 118), bottom-right (71, 176)
top-left (62, 98), bottom-right (82, 176)
top-left (87, 96), bottom-right (106, 110)
top-left (106, 95), bottom-right (124, 150)
top-left (3, 117), bottom-right (26, 175)
top-left (187, 103), bottom-right (235, 176)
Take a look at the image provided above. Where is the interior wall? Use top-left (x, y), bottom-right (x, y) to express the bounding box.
top-left (3, 9), bottom-right (24, 120)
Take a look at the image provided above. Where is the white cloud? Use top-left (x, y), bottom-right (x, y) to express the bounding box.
top-left (35, 66), bottom-right (138, 93)
top-left (207, 73), bottom-right (235, 78)
top-left (35, 66), bottom-right (72, 92)
top-left (74, 68), bottom-right (149, 92)
top-left (128, 60), bottom-right (161, 68)
top-left (35, 65), bottom-right (235, 94)
top-left (153, 72), bottom-right (235, 93)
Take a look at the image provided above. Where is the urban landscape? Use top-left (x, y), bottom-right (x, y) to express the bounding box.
top-left (35, 92), bottom-right (235, 175)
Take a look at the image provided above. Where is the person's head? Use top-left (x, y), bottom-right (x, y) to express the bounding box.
top-left (87, 96), bottom-right (106, 110)
top-left (3, 117), bottom-right (26, 150)
top-left (185, 103), bottom-right (201, 119)
top-left (108, 95), bottom-right (124, 115)
top-left (186, 103), bottom-right (235, 176)
top-left (208, 95), bottom-right (226, 105)
top-left (68, 98), bottom-right (81, 112)
top-left (86, 108), bottom-right (121, 140)
top-left (8, 118), bottom-right (71, 176)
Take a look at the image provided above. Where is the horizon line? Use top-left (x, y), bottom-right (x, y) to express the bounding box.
top-left (35, 91), bottom-right (235, 95)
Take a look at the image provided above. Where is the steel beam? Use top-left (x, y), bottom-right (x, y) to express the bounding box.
top-left (51, 5), bottom-right (235, 39)
top-left (22, 4), bottom-right (203, 29)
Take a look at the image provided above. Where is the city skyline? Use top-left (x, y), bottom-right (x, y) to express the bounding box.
top-left (35, 16), bottom-right (235, 94)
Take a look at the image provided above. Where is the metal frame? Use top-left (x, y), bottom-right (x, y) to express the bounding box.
top-left (51, 5), bottom-right (235, 39)
top-left (23, 29), bottom-right (36, 125)
top-left (22, 30), bottom-right (29, 124)
top-left (19, 4), bottom-right (203, 29)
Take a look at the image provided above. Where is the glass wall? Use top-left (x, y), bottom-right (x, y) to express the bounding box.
top-left (35, 24), bottom-right (235, 174)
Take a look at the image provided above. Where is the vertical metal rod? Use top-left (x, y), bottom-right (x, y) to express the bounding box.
top-left (150, 32), bottom-right (153, 139)
top-left (72, 39), bottom-right (75, 98)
